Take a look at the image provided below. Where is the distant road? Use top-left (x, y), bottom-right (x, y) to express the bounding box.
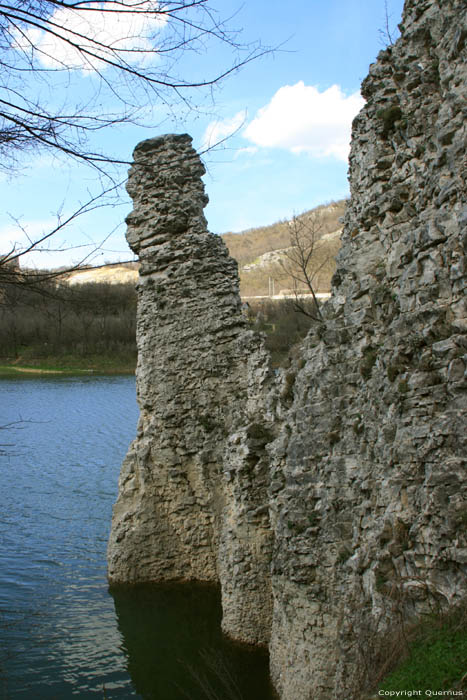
top-left (242, 293), bottom-right (331, 301)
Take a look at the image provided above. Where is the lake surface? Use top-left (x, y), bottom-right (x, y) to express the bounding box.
top-left (0, 376), bottom-right (274, 699)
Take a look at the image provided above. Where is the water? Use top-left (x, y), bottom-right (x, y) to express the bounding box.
top-left (0, 376), bottom-right (273, 700)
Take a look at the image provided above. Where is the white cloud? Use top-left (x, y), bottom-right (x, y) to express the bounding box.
top-left (202, 111), bottom-right (247, 151)
top-left (12, 1), bottom-right (167, 73)
top-left (243, 82), bottom-right (364, 161)
top-left (234, 146), bottom-right (259, 158)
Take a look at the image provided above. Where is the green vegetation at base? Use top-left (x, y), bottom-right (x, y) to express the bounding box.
top-left (374, 604), bottom-right (467, 697)
top-left (2, 275), bottom-right (320, 374)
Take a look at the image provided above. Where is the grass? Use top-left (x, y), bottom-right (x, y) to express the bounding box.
top-left (0, 354), bottom-right (136, 376)
top-left (375, 604), bottom-right (467, 696)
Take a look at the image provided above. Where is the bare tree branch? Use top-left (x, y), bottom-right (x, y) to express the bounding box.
top-left (0, 0), bottom-right (272, 277)
top-left (0, 179), bottom-right (127, 292)
top-left (0, 0), bottom-right (271, 166)
top-left (278, 213), bottom-right (330, 322)
top-left (378, 0), bottom-right (399, 48)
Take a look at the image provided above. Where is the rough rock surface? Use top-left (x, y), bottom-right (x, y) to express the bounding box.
top-left (107, 133), bottom-right (274, 645)
top-left (108, 1), bottom-right (466, 697)
top-left (268, 0), bottom-right (467, 697)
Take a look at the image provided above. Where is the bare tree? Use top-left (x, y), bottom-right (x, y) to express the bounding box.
top-left (0, 178), bottom-right (126, 291)
top-left (0, 1), bottom-right (270, 281)
top-left (378, 0), bottom-right (399, 48)
top-left (278, 212), bottom-right (334, 322)
top-left (0, 1), bottom-right (268, 168)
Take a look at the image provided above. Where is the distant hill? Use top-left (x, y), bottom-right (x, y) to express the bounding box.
top-left (65, 261), bottom-right (139, 286)
top-left (223, 200), bottom-right (346, 297)
top-left (222, 199), bottom-right (346, 268)
top-left (64, 200), bottom-right (347, 296)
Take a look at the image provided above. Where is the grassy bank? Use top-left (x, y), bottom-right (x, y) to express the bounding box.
top-left (0, 355), bottom-right (136, 376)
top-left (364, 602), bottom-right (467, 699)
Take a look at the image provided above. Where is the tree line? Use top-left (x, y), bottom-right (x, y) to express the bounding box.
top-left (1, 205), bottom-right (339, 370)
top-left (0, 275), bottom-right (319, 370)
top-left (0, 279), bottom-right (137, 368)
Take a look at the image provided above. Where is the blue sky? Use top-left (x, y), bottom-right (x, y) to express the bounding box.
top-left (0, 0), bottom-right (405, 269)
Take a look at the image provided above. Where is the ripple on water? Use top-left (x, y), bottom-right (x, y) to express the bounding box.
top-left (0, 376), bottom-right (139, 698)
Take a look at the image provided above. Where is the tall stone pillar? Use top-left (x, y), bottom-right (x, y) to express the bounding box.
top-left (107, 134), bottom-right (273, 645)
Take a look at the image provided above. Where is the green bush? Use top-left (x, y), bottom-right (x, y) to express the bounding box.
top-left (376, 105), bottom-right (403, 136)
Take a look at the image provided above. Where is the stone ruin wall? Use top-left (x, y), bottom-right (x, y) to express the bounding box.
top-left (108, 0), bottom-right (466, 697)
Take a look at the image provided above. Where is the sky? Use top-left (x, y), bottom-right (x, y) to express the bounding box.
top-left (0, 0), bottom-right (405, 269)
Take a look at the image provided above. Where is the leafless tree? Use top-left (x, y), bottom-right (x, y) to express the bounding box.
top-left (0, 1), bottom-right (268, 168)
top-left (278, 212), bottom-right (332, 322)
top-left (0, 0), bottom-right (270, 283)
top-left (378, 0), bottom-right (399, 48)
top-left (0, 179), bottom-right (124, 291)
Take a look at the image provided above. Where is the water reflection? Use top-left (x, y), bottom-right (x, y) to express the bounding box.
top-left (110, 583), bottom-right (275, 700)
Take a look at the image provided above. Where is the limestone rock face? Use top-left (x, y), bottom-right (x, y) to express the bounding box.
top-left (107, 133), bottom-right (273, 645)
top-left (267, 0), bottom-right (467, 697)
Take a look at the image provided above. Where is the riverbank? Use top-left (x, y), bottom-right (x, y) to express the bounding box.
top-left (0, 355), bottom-right (136, 376)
